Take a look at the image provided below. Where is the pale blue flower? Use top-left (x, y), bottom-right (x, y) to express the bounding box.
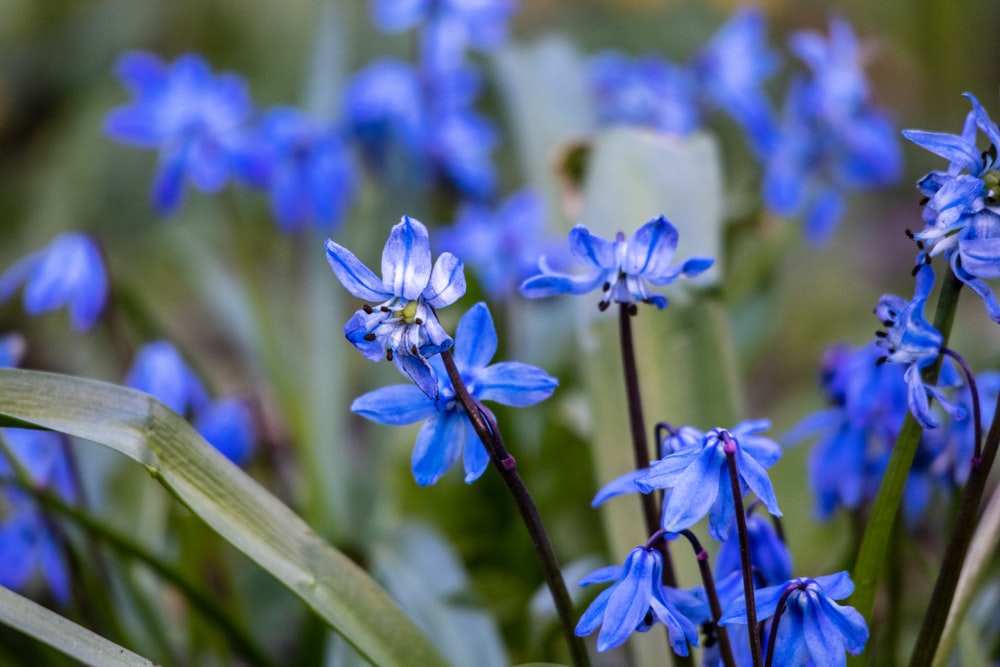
top-left (636, 421), bottom-right (782, 541)
top-left (720, 571), bottom-right (869, 665)
top-left (125, 341), bottom-right (209, 417)
top-left (194, 398), bottom-right (255, 466)
top-left (104, 52), bottom-right (255, 213)
top-left (326, 215), bottom-right (465, 398)
top-left (519, 216), bottom-right (713, 310)
top-left (575, 545), bottom-right (706, 654)
top-left (0, 233), bottom-right (108, 332)
top-left (350, 302), bottom-right (556, 485)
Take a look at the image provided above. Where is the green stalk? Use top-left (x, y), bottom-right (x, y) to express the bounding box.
top-left (850, 271), bottom-right (962, 622)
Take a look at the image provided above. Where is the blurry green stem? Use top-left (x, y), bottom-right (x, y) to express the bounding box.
top-left (908, 383), bottom-right (1000, 666)
top-left (440, 349), bottom-right (590, 667)
top-left (850, 270), bottom-right (962, 624)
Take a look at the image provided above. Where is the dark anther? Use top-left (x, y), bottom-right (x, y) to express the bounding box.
top-left (643, 610), bottom-right (654, 627)
top-left (875, 331), bottom-right (887, 338)
top-left (986, 144), bottom-right (998, 163)
top-left (919, 196), bottom-right (930, 206)
top-left (386, 349), bottom-right (394, 361)
top-left (628, 303), bottom-right (638, 316)
top-left (876, 356), bottom-right (888, 366)
top-left (362, 304), bottom-right (373, 314)
top-left (602, 281), bottom-right (611, 291)
top-left (881, 319), bottom-right (894, 327)
top-left (701, 621), bottom-right (718, 648)
top-left (911, 263), bottom-right (922, 277)
top-left (411, 345), bottom-right (418, 354)
top-left (380, 305), bottom-right (391, 312)
top-left (916, 241), bottom-right (925, 250)
top-left (414, 317), bottom-right (423, 325)
top-left (598, 301), bottom-right (610, 312)
top-left (363, 333), bottom-right (377, 341)
top-left (905, 229), bottom-right (915, 239)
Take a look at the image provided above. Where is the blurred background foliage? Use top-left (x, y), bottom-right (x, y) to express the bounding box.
top-left (2, 0), bottom-right (1000, 665)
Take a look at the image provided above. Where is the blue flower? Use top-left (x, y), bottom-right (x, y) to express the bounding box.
top-left (252, 108), bottom-right (356, 233)
top-left (575, 545), bottom-right (706, 654)
top-left (588, 52), bottom-right (700, 135)
top-left (104, 52), bottom-right (255, 214)
top-left (904, 94), bottom-right (1000, 322)
top-left (350, 302), bottom-right (556, 485)
top-left (692, 8), bottom-right (779, 156)
top-left (326, 215), bottom-right (466, 398)
top-left (436, 190), bottom-right (564, 301)
top-left (342, 59), bottom-right (426, 167)
top-left (0, 233), bottom-right (108, 332)
top-left (715, 512), bottom-right (792, 590)
top-left (125, 341), bottom-right (209, 417)
top-left (874, 265), bottom-right (964, 428)
top-left (194, 398), bottom-right (256, 466)
top-left (720, 571), bottom-right (869, 665)
top-left (0, 332), bottom-right (26, 368)
top-left (762, 18), bottom-right (901, 243)
top-left (635, 421), bottom-right (782, 541)
top-left (519, 216), bottom-right (713, 310)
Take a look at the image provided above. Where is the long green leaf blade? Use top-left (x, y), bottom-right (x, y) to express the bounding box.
top-left (0, 368), bottom-right (449, 667)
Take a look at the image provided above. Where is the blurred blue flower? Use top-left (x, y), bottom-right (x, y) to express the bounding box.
top-left (763, 17), bottom-right (901, 243)
top-left (0, 233), bottom-right (108, 332)
top-left (437, 190), bottom-right (562, 300)
top-left (588, 52), bottom-right (700, 135)
top-left (692, 8), bottom-right (779, 155)
top-left (125, 341), bottom-right (209, 417)
top-left (351, 302), bottom-right (556, 486)
top-left (252, 108), bottom-right (356, 233)
top-left (904, 93), bottom-right (1000, 321)
top-left (874, 265), bottom-right (964, 428)
top-left (720, 571), bottom-right (868, 665)
top-left (0, 332), bottom-right (26, 368)
top-left (326, 215), bottom-right (466, 398)
top-left (519, 216), bottom-right (713, 310)
top-left (929, 371), bottom-right (1000, 486)
top-left (575, 545), bottom-right (706, 654)
top-left (194, 398), bottom-right (256, 466)
top-left (715, 512), bottom-right (792, 590)
top-left (343, 59), bottom-right (426, 166)
top-left (105, 52), bottom-right (255, 214)
top-left (636, 421), bottom-right (782, 541)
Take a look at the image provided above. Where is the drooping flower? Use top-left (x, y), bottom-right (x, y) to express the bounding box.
top-left (904, 93), bottom-right (1000, 321)
top-left (125, 341), bottom-right (209, 418)
top-left (194, 397), bottom-right (256, 466)
top-left (635, 421), bottom-right (782, 541)
top-left (326, 215), bottom-right (466, 398)
top-left (251, 108), bottom-right (356, 233)
top-left (519, 216), bottom-right (713, 310)
top-left (762, 17), bottom-right (901, 243)
top-left (720, 571), bottom-right (869, 665)
top-left (104, 52), bottom-right (256, 214)
top-left (874, 264), bottom-right (964, 428)
top-left (691, 7), bottom-right (779, 156)
top-left (575, 545), bottom-right (706, 654)
top-left (350, 302), bottom-right (556, 485)
top-left (0, 233), bottom-right (108, 332)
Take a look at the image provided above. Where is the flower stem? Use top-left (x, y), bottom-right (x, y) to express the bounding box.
top-left (942, 347), bottom-right (982, 461)
top-left (908, 386), bottom-right (1000, 666)
top-left (723, 433), bottom-right (763, 667)
top-left (764, 583), bottom-right (802, 667)
top-left (851, 270), bottom-right (963, 622)
top-left (678, 530), bottom-right (736, 667)
top-left (439, 350), bottom-right (590, 667)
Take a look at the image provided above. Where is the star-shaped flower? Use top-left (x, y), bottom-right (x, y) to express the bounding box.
top-left (720, 571), bottom-right (869, 665)
top-left (0, 233), bottom-right (108, 332)
top-left (575, 545), bottom-right (706, 654)
top-left (635, 420), bottom-right (782, 541)
top-left (350, 302), bottom-right (556, 485)
top-left (519, 215), bottom-right (713, 310)
top-left (326, 216), bottom-right (465, 398)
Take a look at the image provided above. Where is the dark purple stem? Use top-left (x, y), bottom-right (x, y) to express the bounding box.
top-left (764, 583), bottom-right (803, 667)
top-left (677, 530), bottom-right (736, 667)
top-left (722, 431), bottom-right (763, 667)
top-left (942, 347), bottom-right (982, 462)
top-left (439, 350), bottom-right (590, 667)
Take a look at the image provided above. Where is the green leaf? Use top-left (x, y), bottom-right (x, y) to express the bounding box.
top-left (0, 368), bottom-right (450, 667)
top-left (0, 584), bottom-right (155, 666)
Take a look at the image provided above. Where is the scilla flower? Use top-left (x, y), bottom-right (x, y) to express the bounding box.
top-left (635, 421), bottom-right (782, 541)
top-left (874, 264), bottom-right (964, 428)
top-left (326, 216), bottom-right (465, 398)
top-left (519, 215), bottom-right (713, 310)
top-left (720, 571), bottom-right (868, 665)
top-left (350, 302), bottom-right (556, 486)
top-left (0, 233), bottom-right (108, 332)
top-left (575, 545), bottom-right (706, 654)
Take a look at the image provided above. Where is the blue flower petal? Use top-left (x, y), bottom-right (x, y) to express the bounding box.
top-left (568, 225), bottom-right (616, 269)
top-left (475, 362), bottom-right (557, 407)
top-left (591, 468), bottom-right (648, 507)
top-left (624, 216), bottom-right (677, 278)
top-left (461, 420), bottom-right (489, 483)
top-left (519, 268), bottom-right (608, 298)
top-left (452, 302), bottom-right (496, 370)
top-left (325, 239), bottom-right (392, 302)
top-left (901, 129), bottom-right (982, 173)
top-left (411, 411), bottom-right (466, 486)
top-left (351, 384), bottom-right (438, 425)
top-left (394, 352), bottom-right (440, 400)
top-left (423, 252), bottom-right (466, 308)
top-left (382, 216), bottom-right (432, 300)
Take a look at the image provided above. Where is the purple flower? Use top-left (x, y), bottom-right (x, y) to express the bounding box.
top-left (0, 233), bottom-right (108, 332)
top-left (351, 302), bottom-right (556, 485)
top-left (519, 216), bottom-right (713, 310)
top-left (576, 545), bottom-right (706, 654)
top-left (105, 52), bottom-right (256, 214)
top-left (326, 216), bottom-right (465, 398)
